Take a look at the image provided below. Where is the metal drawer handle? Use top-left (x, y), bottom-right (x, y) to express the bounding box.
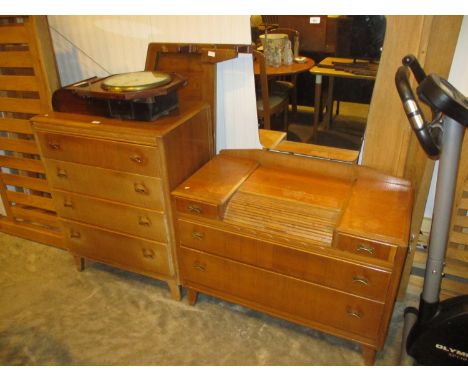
top-left (63, 200), bottom-right (74, 208)
top-left (48, 142), bottom-right (61, 150)
top-left (69, 229), bottom-right (81, 239)
top-left (346, 308), bottom-right (363, 319)
top-left (192, 262), bottom-right (206, 272)
top-left (130, 154), bottom-right (144, 164)
top-left (134, 183), bottom-right (148, 194)
top-left (138, 216), bottom-right (151, 226)
top-left (352, 275), bottom-right (369, 286)
top-left (142, 248), bottom-right (155, 259)
top-left (187, 204), bottom-right (202, 214)
top-left (56, 168), bottom-right (68, 178)
top-left (191, 231), bottom-right (204, 240)
top-left (356, 244), bottom-right (375, 255)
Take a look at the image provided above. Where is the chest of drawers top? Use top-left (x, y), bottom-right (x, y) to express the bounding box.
top-left (31, 101), bottom-right (209, 146)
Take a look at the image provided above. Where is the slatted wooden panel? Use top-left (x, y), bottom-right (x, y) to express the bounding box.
top-left (409, 216), bottom-right (468, 299)
top-left (0, 16), bottom-right (64, 248)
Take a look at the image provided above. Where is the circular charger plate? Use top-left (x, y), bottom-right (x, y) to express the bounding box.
top-left (101, 71), bottom-right (172, 92)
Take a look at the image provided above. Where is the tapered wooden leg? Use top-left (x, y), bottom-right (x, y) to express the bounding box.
top-left (361, 345), bottom-right (377, 365)
top-left (73, 255), bottom-right (85, 272)
top-left (167, 280), bottom-right (181, 301)
top-left (187, 288), bottom-right (198, 306)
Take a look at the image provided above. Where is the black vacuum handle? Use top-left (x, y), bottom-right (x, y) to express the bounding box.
top-left (395, 56), bottom-right (441, 158)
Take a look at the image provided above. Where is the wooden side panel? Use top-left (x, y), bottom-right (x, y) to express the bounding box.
top-left (395, 16), bottom-right (463, 298)
top-left (362, 16), bottom-right (426, 176)
top-left (0, 16), bottom-right (63, 248)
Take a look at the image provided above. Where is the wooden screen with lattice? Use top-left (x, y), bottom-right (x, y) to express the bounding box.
top-left (410, 175), bottom-right (468, 299)
top-left (0, 16), bottom-right (64, 248)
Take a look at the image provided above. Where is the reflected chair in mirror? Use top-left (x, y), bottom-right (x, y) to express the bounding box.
top-left (253, 49), bottom-right (292, 131)
top-left (266, 27), bottom-right (300, 114)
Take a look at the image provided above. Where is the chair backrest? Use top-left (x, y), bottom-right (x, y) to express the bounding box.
top-left (252, 50), bottom-right (271, 123)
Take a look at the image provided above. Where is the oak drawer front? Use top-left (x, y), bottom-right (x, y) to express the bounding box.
top-left (174, 197), bottom-right (221, 220)
top-left (178, 220), bottom-right (391, 301)
top-left (53, 190), bottom-right (168, 242)
top-left (37, 132), bottom-right (159, 176)
top-left (45, 159), bottom-right (164, 210)
top-left (333, 233), bottom-right (396, 262)
top-left (181, 247), bottom-right (384, 340)
top-left (62, 220), bottom-right (171, 276)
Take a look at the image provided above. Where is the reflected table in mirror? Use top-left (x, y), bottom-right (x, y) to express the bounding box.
top-left (310, 57), bottom-right (378, 140)
top-left (254, 56), bottom-right (315, 114)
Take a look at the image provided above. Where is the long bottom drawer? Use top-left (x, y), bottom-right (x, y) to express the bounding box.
top-left (62, 220), bottom-right (171, 277)
top-left (180, 246), bottom-right (384, 341)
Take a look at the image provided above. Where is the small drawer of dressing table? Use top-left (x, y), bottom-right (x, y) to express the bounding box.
top-left (332, 233), bottom-right (397, 262)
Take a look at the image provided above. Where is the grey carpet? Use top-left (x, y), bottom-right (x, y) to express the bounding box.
top-left (0, 232), bottom-right (419, 365)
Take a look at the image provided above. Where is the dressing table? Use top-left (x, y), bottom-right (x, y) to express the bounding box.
top-left (172, 149), bottom-right (413, 364)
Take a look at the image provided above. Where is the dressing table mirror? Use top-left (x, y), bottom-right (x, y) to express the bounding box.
top-left (253, 15), bottom-right (386, 163)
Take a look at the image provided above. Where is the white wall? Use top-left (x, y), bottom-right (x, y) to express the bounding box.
top-left (47, 15), bottom-right (261, 152)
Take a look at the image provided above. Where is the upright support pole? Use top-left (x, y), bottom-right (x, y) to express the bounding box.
top-left (422, 117), bottom-right (465, 305)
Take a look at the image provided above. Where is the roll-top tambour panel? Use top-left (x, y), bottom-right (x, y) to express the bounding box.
top-left (61, 220), bottom-right (171, 277)
top-left (178, 220), bottom-right (391, 301)
top-left (44, 159), bottom-right (164, 210)
top-left (180, 247), bottom-right (384, 340)
top-left (53, 190), bottom-right (168, 242)
top-left (333, 233), bottom-right (396, 262)
top-left (36, 132), bottom-right (160, 177)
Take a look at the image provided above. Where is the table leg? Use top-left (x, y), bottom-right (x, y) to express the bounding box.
top-left (291, 74), bottom-right (298, 116)
top-left (313, 74), bottom-right (322, 141)
top-left (324, 76), bottom-right (334, 130)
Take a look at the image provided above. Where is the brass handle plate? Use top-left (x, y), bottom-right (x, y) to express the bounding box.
top-left (356, 244), bottom-right (375, 255)
top-left (63, 200), bottom-right (73, 208)
top-left (48, 142), bottom-right (61, 150)
top-left (130, 154), bottom-right (144, 164)
top-left (346, 308), bottom-right (363, 319)
top-left (138, 216), bottom-right (151, 226)
top-left (56, 168), bottom-right (68, 178)
top-left (142, 248), bottom-right (155, 259)
top-left (191, 231), bottom-right (204, 240)
top-left (69, 230), bottom-right (81, 239)
top-left (188, 204), bottom-right (202, 214)
top-left (134, 183), bottom-right (148, 194)
top-left (352, 275), bottom-right (369, 286)
top-left (193, 263), bottom-right (206, 272)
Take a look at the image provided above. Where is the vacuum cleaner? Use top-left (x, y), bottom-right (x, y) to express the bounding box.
top-left (395, 54), bottom-right (468, 365)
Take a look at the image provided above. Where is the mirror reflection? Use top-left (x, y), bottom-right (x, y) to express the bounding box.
top-left (251, 15), bottom-right (386, 161)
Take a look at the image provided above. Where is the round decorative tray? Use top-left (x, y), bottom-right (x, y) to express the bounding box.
top-left (101, 71), bottom-right (173, 92)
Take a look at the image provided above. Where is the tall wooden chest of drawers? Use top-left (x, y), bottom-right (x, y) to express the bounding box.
top-left (31, 102), bottom-right (212, 300)
top-left (172, 149), bottom-right (414, 364)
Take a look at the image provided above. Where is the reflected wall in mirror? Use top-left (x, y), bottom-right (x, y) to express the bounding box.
top-left (251, 15), bottom-right (386, 162)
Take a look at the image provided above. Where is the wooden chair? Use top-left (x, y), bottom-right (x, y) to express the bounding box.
top-left (253, 50), bottom-right (292, 131)
top-left (267, 27), bottom-right (301, 114)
